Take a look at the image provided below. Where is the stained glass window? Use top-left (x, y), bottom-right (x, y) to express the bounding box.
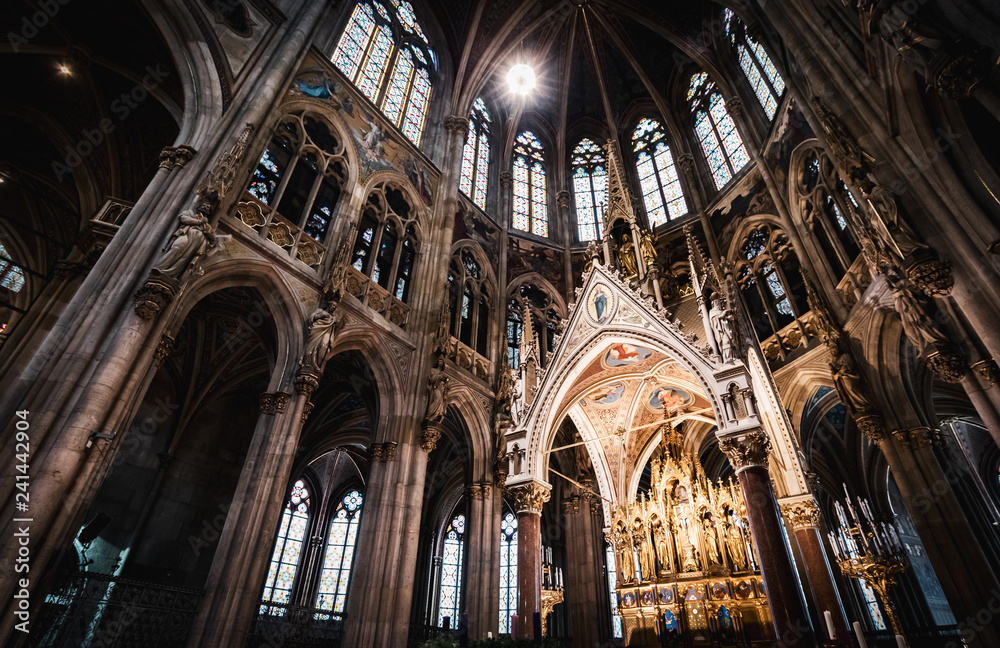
top-left (438, 513), bottom-right (466, 626)
top-left (261, 480), bottom-right (311, 615)
top-left (631, 119), bottom-right (687, 227)
top-left (460, 98), bottom-right (491, 210)
top-left (606, 544), bottom-right (622, 638)
top-left (0, 243), bottom-right (25, 293)
top-left (689, 73), bottom-right (750, 189)
top-left (506, 301), bottom-right (522, 370)
top-left (572, 138), bottom-right (608, 241)
top-left (499, 512), bottom-right (518, 634)
top-left (315, 489), bottom-right (364, 617)
top-left (724, 8), bottom-right (785, 120)
top-left (512, 131), bottom-right (548, 237)
top-left (331, 1), bottom-right (434, 146)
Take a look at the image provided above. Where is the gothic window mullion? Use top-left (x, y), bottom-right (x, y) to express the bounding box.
top-left (813, 194), bottom-right (852, 275)
top-left (754, 266), bottom-right (783, 335)
top-left (768, 253), bottom-right (802, 319)
top-left (288, 157), bottom-right (328, 255)
top-left (707, 110), bottom-right (736, 179)
top-left (262, 145), bottom-right (303, 233)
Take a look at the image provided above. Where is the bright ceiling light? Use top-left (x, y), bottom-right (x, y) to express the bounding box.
top-left (507, 64), bottom-right (536, 96)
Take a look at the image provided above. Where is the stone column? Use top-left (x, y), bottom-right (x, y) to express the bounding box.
top-left (780, 496), bottom-right (852, 646)
top-left (719, 430), bottom-right (815, 647)
top-left (188, 377), bottom-right (305, 648)
top-left (464, 481), bottom-right (500, 638)
top-left (509, 481), bottom-right (550, 639)
top-left (562, 491), bottom-right (605, 648)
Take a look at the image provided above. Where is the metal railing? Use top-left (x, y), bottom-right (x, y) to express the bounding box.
top-left (30, 571), bottom-right (203, 648)
top-left (247, 602), bottom-right (345, 648)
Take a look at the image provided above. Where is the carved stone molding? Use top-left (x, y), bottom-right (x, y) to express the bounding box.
top-left (972, 359), bottom-right (999, 386)
top-left (53, 260), bottom-right (84, 279)
top-left (717, 429), bottom-right (771, 471)
top-left (904, 249), bottom-right (953, 297)
top-left (676, 153), bottom-right (695, 175)
top-left (159, 144), bottom-right (197, 169)
top-left (467, 482), bottom-right (493, 500)
top-left (726, 96), bottom-right (743, 118)
top-left (508, 481), bottom-right (551, 514)
top-left (420, 422), bottom-right (443, 453)
top-left (153, 335), bottom-right (175, 365)
top-left (891, 427), bottom-right (946, 450)
top-left (370, 441), bottom-right (398, 462)
top-left (556, 190), bottom-right (571, 209)
top-left (932, 47), bottom-right (993, 100)
top-left (855, 412), bottom-right (887, 444)
top-left (134, 274), bottom-right (179, 320)
top-left (259, 391), bottom-right (290, 414)
top-left (780, 499), bottom-right (821, 530)
top-left (444, 115), bottom-right (469, 134)
top-left (301, 401), bottom-right (314, 424)
top-left (294, 370), bottom-right (322, 396)
top-left (500, 171), bottom-right (513, 190)
top-left (561, 495), bottom-right (581, 515)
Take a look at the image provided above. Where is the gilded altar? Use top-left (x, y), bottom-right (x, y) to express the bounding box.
top-left (608, 422), bottom-right (776, 646)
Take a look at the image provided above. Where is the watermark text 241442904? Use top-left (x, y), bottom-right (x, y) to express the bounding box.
top-left (12, 410), bottom-right (32, 634)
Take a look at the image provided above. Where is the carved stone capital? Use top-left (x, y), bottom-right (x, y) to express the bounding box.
top-left (556, 190), bottom-right (571, 209)
top-left (294, 370), bottom-right (322, 396)
top-left (500, 171), bottom-right (513, 190)
top-left (717, 429), bottom-right (771, 471)
top-left (780, 498), bottom-right (821, 530)
top-left (53, 260), bottom-right (84, 279)
top-left (153, 335), bottom-right (175, 365)
top-left (932, 47), bottom-right (994, 100)
top-left (467, 481), bottom-right (493, 500)
top-left (855, 412), bottom-right (887, 444)
top-left (508, 481), bottom-right (551, 514)
top-left (420, 422), bottom-right (443, 453)
top-left (159, 144), bottom-right (197, 169)
top-left (370, 441), bottom-right (398, 462)
top-left (926, 344), bottom-right (967, 383)
top-left (676, 153), bottom-right (695, 175)
top-left (892, 427), bottom-right (945, 450)
top-left (301, 401), bottom-right (314, 424)
top-left (134, 274), bottom-right (179, 319)
top-left (725, 96), bottom-right (743, 118)
top-left (904, 249), bottom-right (953, 297)
top-left (561, 495), bottom-right (581, 515)
top-left (259, 391), bottom-right (290, 414)
top-left (971, 359), bottom-right (999, 386)
top-left (444, 115), bottom-right (469, 134)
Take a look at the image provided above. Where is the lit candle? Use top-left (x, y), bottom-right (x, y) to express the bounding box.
top-left (895, 634), bottom-right (907, 648)
top-left (854, 621), bottom-right (868, 648)
top-left (824, 610), bottom-right (836, 640)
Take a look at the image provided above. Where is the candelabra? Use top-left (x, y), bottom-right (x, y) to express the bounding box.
top-left (540, 545), bottom-right (564, 637)
top-left (828, 485), bottom-right (909, 638)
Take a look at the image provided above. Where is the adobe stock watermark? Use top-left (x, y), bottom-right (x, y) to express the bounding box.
top-left (52, 64), bottom-right (170, 182)
top-left (6, 0), bottom-right (72, 53)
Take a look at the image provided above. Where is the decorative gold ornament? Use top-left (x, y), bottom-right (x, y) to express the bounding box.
top-left (258, 391), bottom-right (290, 414)
top-left (508, 482), bottom-right (551, 514)
top-left (971, 359), bottom-right (999, 386)
top-left (855, 413), bottom-right (887, 444)
top-left (718, 429), bottom-right (771, 471)
top-left (838, 556), bottom-right (907, 635)
top-left (780, 499), bottom-right (821, 530)
top-left (540, 589), bottom-right (564, 636)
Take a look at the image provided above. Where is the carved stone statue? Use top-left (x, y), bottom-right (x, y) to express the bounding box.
top-left (639, 230), bottom-right (658, 269)
top-left (709, 297), bottom-right (737, 361)
top-left (303, 307), bottom-right (343, 372)
top-left (425, 356), bottom-right (450, 423)
top-left (636, 529), bottom-right (655, 581)
top-left (617, 540), bottom-right (636, 584)
top-left (153, 190), bottom-right (223, 278)
top-left (726, 523), bottom-right (747, 570)
top-left (653, 520), bottom-right (672, 574)
top-left (829, 340), bottom-right (873, 414)
top-left (885, 268), bottom-right (947, 351)
top-left (618, 233), bottom-right (639, 277)
top-left (703, 519), bottom-right (721, 565)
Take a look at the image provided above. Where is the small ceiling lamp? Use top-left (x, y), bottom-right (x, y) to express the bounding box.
top-left (58, 64), bottom-right (71, 75)
top-left (507, 63), bottom-right (536, 96)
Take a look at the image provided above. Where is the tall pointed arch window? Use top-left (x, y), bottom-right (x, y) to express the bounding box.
top-left (572, 138), bottom-right (608, 242)
top-left (735, 224), bottom-right (807, 340)
top-left (512, 131), bottom-right (548, 237)
top-left (632, 119), bottom-right (688, 227)
top-left (723, 9), bottom-right (786, 120)
top-left (331, 1), bottom-right (434, 146)
top-left (0, 242), bottom-right (26, 292)
top-left (438, 513), bottom-right (466, 626)
top-left (688, 72), bottom-right (750, 189)
top-left (795, 149), bottom-right (861, 279)
top-left (350, 182), bottom-right (420, 311)
top-left (448, 248), bottom-right (492, 358)
top-left (315, 489), bottom-right (364, 617)
top-left (499, 511), bottom-right (518, 634)
top-left (460, 98), bottom-right (491, 210)
top-left (260, 480), bottom-right (311, 615)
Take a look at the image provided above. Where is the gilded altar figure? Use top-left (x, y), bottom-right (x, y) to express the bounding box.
top-left (653, 519), bottom-right (672, 574)
top-left (618, 233), bottom-right (639, 277)
top-left (726, 522), bottom-right (747, 570)
top-left (617, 539), bottom-right (636, 584)
top-left (703, 518), bottom-right (722, 565)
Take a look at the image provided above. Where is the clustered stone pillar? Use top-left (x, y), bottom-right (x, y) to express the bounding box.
top-left (780, 496), bottom-right (852, 646)
top-left (463, 481), bottom-right (500, 638)
top-left (719, 430), bottom-right (814, 647)
top-left (508, 481), bottom-right (550, 639)
top-left (562, 489), bottom-right (607, 648)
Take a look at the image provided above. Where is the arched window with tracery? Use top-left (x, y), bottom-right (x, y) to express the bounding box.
top-left (795, 148), bottom-right (861, 279)
top-left (0, 241), bottom-right (25, 293)
top-left (314, 489), bottom-right (364, 617)
top-left (349, 183), bottom-right (419, 325)
top-left (632, 119), bottom-right (688, 227)
top-left (512, 131), bottom-right (548, 237)
top-left (242, 112), bottom-right (348, 268)
top-left (498, 510), bottom-right (518, 634)
top-left (437, 512), bottom-right (466, 626)
top-left (688, 72), bottom-right (750, 190)
top-left (572, 138), bottom-right (608, 241)
top-left (447, 247), bottom-right (492, 358)
top-left (260, 480), bottom-right (311, 615)
top-left (735, 224), bottom-right (807, 340)
top-left (460, 98), bottom-right (491, 210)
top-left (506, 283), bottom-right (561, 369)
top-left (331, 0), bottom-right (434, 145)
top-left (723, 9), bottom-right (785, 120)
